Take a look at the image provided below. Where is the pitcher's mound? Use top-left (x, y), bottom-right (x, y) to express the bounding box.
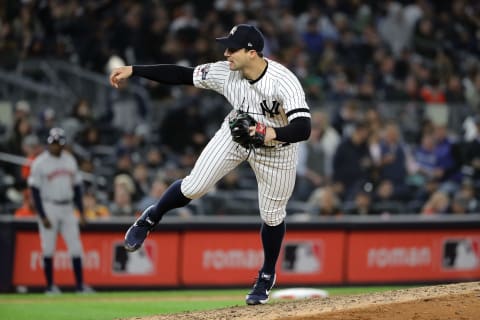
top-left (130, 281), bottom-right (480, 320)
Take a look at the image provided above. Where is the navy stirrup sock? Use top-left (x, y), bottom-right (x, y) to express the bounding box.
top-left (260, 221), bottom-right (286, 275)
top-left (149, 179), bottom-right (191, 222)
top-left (43, 257), bottom-right (53, 287)
top-left (72, 257), bottom-right (83, 290)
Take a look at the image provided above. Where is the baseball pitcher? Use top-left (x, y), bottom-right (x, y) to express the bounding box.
top-left (109, 24), bottom-right (311, 305)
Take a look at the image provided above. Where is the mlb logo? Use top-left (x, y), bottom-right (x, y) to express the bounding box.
top-left (281, 241), bottom-right (323, 274)
top-left (112, 241), bottom-right (155, 275)
top-left (442, 238), bottom-right (480, 270)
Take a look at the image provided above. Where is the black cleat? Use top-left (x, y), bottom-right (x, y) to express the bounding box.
top-left (124, 205), bottom-right (157, 252)
top-left (245, 271), bottom-right (276, 305)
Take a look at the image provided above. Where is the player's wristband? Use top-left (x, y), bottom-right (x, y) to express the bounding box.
top-left (255, 123), bottom-right (266, 136)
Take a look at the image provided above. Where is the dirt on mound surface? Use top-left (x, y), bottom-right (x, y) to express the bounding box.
top-left (127, 281), bottom-right (480, 320)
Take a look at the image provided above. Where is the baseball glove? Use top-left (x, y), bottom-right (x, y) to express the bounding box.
top-left (229, 112), bottom-right (266, 149)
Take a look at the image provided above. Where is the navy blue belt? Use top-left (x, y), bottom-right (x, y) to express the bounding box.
top-left (49, 199), bottom-right (72, 205)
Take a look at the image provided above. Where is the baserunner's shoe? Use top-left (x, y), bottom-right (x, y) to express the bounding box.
top-left (45, 285), bottom-right (62, 295)
top-left (245, 271), bottom-right (276, 305)
top-left (124, 205), bottom-right (157, 252)
top-left (76, 284), bottom-right (95, 294)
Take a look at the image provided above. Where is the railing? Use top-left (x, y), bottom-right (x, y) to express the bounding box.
top-left (0, 59), bottom-right (151, 120)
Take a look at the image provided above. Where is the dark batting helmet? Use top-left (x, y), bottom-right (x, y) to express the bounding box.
top-left (47, 127), bottom-right (66, 145)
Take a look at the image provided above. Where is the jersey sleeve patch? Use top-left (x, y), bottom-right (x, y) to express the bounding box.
top-left (200, 64), bottom-right (210, 80)
top-left (193, 61), bottom-right (229, 95)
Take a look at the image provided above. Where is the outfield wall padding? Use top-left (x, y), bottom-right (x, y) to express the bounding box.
top-left (0, 215), bottom-right (479, 292)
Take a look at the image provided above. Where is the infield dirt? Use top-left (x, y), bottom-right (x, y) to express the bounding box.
top-left (127, 281), bottom-right (480, 320)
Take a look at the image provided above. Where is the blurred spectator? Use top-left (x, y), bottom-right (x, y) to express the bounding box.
top-left (366, 108), bottom-right (384, 167)
top-left (145, 147), bottom-right (166, 176)
top-left (433, 50), bottom-right (454, 85)
top-left (421, 76), bottom-right (449, 126)
top-left (331, 99), bottom-right (361, 137)
top-left (136, 175), bottom-right (193, 218)
top-left (105, 68), bottom-right (149, 134)
top-left (432, 124), bottom-right (462, 193)
top-left (375, 53), bottom-right (398, 98)
top-left (13, 134), bottom-right (43, 218)
top-left (2, 117), bottom-right (34, 156)
top-left (462, 116), bottom-right (480, 188)
top-left (13, 101), bottom-right (32, 123)
top-left (333, 121), bottom-right (373, 200)
top-left (109, 176), bottom-right (136, 217)
top-left (307, 186), bottom-right (343, 217)
top-left (450, 186), bottom-right (478, 215)
top-left (76, 125), bottom-right (102, 150)
top-left (14, 189), bottom-right (35, 218)
top-left (357, 71), bottom-right (376, 102)
top-left (295, 111), bottom-right (340, 200)
top-left (115, 129), bottom-right (143, 162)
top-left (36, 108), bottom-right (57, 141)
top-left (454, 180), bottom-right (479, 214)
top-left (328, 74), bottom-right (355, 108)
top-left (412, 17), bottom-right (438, 60)
top-left (1, 117), bottom-right (34, 182)
top-left (114, 151), bottom-right (135, 179)
top-left (79, 191), bottom-right (110, 220)
top-left (372, 180), bottom-right (404, 214)
top-left (412, 131), bottom-right (437, 182)
top-left (445, 75), bottom-right (466, 103)
top-left (137, 176), bottom-right (168, 212)
top-left (387, 74), bottom-right (421, 102)
top-left (463, 67), bottom-right (480, 113)
top-left (377, 123), bottom-right (409, 200)
top-left (378, 2), bottom-right (415, 58)
top-left (0, 19), bottom-right (19, 70)
top-left (159, 87), bottom-right (208, 155)
top-left (345, 189), bottom-right (377, 215)
top-left (450, 196), bottom-right (467, 214)
top-left (301, 18), bottom-right (325, 61)
top-left (131, 162), bottom-right (150, 201)
top-left (62, 99), bottom-right (96, 142)
top-left (20, 134), bottom-right (43, 181)
top-left (296, 4), bottom-right (336, 39)
top-left (421, 190), bottom-right (450, 215)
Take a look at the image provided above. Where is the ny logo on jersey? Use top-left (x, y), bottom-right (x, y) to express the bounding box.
top-left (260, 100), bottom-right (280, 117)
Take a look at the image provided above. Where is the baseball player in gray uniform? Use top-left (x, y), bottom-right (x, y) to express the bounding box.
top-left (109, 24), bottom-right (311, 305)
top-left (29, 127), bottom-right (93, 294)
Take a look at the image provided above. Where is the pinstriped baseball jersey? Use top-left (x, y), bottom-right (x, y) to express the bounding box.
top-left (180, 58), bottom-right (310, 225)
top-left (193, 59), bottom-right (310, 147)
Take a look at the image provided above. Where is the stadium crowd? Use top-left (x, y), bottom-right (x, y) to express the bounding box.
top-left (1, 0), bottom-right (479, 218)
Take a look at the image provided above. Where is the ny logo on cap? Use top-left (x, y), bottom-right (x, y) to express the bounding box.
top-left (230, 26), bottom-right (238, 35)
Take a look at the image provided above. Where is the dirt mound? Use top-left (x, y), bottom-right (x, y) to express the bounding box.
top-left (129, 281), bottom-right (480, 320)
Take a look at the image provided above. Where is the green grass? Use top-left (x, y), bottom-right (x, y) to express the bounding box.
top-left (0, 286), bottom-right (415, 320)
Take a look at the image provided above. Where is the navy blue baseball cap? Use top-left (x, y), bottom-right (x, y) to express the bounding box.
top-left (216, 24), bottom-right (264, 52)
top-left (47, 127), bottom-right (66, 145)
